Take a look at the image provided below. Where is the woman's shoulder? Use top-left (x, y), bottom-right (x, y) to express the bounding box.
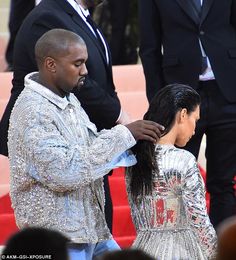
top-left (156, 144), bottom-right (195, 159)
top-left (155, 144), bottom-right (197, 172)
top-left (173, 146), bottom-right (195, 160)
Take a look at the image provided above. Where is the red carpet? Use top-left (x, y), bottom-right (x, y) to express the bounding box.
top-left (0, 194), bottom-right (18, 244)
top-left (109, 168), bottom-right (136, 248)
top-left (0, 167), bottom-right (209, 247)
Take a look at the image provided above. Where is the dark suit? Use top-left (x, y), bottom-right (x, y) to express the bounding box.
top-left (107, 0), bottom-right (129, 65)
top-left (5, 0), bottom-right (35, 70)
top-left (0, 0), bottom-right (120, 232)
top-left (138, 0), bottom-right (236, 227)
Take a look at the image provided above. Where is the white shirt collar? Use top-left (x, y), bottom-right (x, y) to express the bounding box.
top-left (66, 0), bottom-right (89, 20)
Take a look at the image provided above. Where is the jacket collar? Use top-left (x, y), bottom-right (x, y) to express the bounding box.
top-left (176, 0), bottom-right (214, 26)
top-left (201, 0), bottom-right (214, 24)
top-left (24, 72), bottom-right (72, 110)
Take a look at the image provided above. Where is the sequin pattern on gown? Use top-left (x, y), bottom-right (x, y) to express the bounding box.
top-left (126, 144), bottom-right (217, 260)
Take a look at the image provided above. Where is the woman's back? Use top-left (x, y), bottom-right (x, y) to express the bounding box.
top-left (126, 144), bottom-right (216, 260)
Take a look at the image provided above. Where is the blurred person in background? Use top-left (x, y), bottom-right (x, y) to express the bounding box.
top-left (216, 216), bottom-right (236, 260)
top-left (2, 227), bottom-right (69, 260)
top-left (100, 248), bottom-right (155, 260)
top-left (138, 0), bottom-right (236, 229)
top-left (94, 0), bottom-right (138, 65)
top-left (4, 0), bottom-right (41, 71)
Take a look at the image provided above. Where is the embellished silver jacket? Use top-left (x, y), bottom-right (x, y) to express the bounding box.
top-left (126, 144), bottom-right (217, 260)
top-left (8, 72), bottom-right (136, 243)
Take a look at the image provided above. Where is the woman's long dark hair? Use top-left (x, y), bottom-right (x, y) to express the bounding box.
top-left (129, 84), bottom-right (201, 201)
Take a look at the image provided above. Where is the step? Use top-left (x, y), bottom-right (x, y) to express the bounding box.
top-left (0, 213), bottom-right (19, 245)
top-left (117, 91), bottom-right (148, 120)
top-left (0, 184), bottom-right (9, 198)
top-left (112, 167), bottom-right (125, 177)
top-left (0, 155), bottom-right (10, 183)
top-left (0, 193), bottom-right (13, 214)
top-left (0, 72), bottom-right (12, 98)
top-left (109, 177), bottom-right (128, 206)
top-left (112, 205), bottom-right (136, 238)
top-left (114, 236), bottom-right (136, 248)
top-left (113, 65), bottom-right (145, 92)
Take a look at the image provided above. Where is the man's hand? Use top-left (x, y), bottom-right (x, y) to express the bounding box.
top-left (125, 120), bottom-right (165, 143)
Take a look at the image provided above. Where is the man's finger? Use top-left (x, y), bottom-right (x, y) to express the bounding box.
top-left (139, 128), bottom-right (159, 141)
top-left (143, 120), bottom-right (165, 130)
top-left (142, 121), bottom-right (164, 138)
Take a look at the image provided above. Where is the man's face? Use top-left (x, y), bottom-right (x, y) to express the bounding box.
top-left (53, 42), bottom-right (88, 96)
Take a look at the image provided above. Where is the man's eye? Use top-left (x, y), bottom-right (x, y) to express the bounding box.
top-left (75, 62), bottom-right (83, 67)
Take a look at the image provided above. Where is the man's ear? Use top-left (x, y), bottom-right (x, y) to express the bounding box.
top-left (45, 56), bottom-right (56, 73)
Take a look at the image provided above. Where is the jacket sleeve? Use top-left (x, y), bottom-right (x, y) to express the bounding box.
top-left (138, 0), bottom-right (164, 102)
top-left (22, 107), bottom-right (135, 192)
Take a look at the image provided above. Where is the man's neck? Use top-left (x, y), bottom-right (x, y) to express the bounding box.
top-left (74, 0), bottom-right (88, 10)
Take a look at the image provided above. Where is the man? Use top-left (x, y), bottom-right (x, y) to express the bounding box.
top-left (138, 0), bottom-right (236, 228)
top-left (5, 0), bottom-right (35, 71)
top-left (109, 0), bottom-right (138, 65)
top-left (8, 29), bottom-right (163, 259)
top-left (216, 216), bottom-right (236, 259)
top-left (0, 0), bottom-right (129, 232)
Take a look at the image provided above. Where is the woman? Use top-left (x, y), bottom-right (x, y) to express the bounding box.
top-left (126, 84), bottom-right (217, 260)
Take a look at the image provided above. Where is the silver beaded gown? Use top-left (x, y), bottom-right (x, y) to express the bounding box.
top-left (125, 144), bottom-right (217, 260)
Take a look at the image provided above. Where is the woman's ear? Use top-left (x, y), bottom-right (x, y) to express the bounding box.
top-left (45, 56), bottom-right (56, 73)
top-left (179, 108), bottom-right (188, 123)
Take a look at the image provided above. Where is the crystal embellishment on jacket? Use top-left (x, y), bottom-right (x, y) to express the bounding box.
top-left (126, 144), bottom-right (217, 260)
top-left (8, 72), bottom-right (136, 244)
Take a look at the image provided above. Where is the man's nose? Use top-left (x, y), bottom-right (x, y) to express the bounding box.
top-left (80, 63), bottom-right (88, 76)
